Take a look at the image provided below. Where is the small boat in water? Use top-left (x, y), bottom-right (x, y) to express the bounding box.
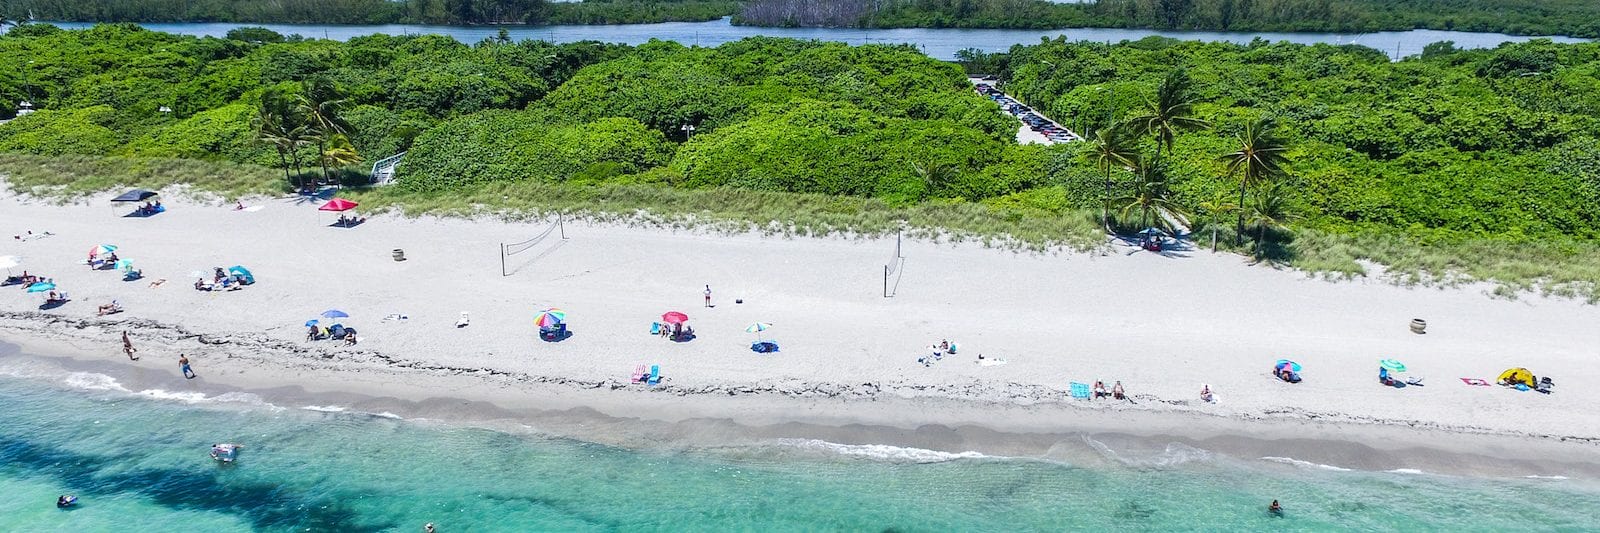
top-left (210, 443), bottom-right (241, 463)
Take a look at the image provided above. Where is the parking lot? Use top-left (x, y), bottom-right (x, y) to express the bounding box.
top-left (970, 77), bottom-right (1082, 145)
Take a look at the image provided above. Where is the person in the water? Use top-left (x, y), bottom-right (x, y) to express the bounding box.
top-left (1269, 500), bottom-right (1283, 515)
top-left (57, 495), bottom-right (76, 508)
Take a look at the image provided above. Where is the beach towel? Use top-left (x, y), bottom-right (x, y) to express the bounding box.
top-left (1460, 378), bottom-right (1490, 386)
top-left (1069, 382), bottom-right (1090, 399)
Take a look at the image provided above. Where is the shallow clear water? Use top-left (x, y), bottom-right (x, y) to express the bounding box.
top-left (26, 18), bottom-right (1589, 60)
top-left (2, 373), bottom-right (1599, 531)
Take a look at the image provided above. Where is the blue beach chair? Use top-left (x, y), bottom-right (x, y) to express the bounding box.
top-left (1069, 382), bottom-right (1090, 400)
top-left (647, 365), bottom-right (662, 386)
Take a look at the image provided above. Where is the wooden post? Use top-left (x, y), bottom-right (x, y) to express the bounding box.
top-left (500, 243), bottom-right (507, 277)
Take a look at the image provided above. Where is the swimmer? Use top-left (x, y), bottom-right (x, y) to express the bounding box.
top-left (57, 494), bottom-right (76, 508)
top-left (1269, 499), bottom-right (1282, 515)
top-left (425, 523), bottom-right (436, 532)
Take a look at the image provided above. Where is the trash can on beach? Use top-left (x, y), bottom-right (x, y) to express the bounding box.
top-left (392, 249), bottom-right (406, 262)
top-left (1410, 318), bottom-right (1427, 334)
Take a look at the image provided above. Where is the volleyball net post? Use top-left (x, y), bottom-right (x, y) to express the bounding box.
top-left (500, 213), bottom-right (569, 277)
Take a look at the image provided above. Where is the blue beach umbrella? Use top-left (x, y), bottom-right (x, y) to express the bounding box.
top-left (320, 309), bottom-right (349, 319)
top-left (304, 319), bottom-right (320, 327)
top-left (228, 265), bottom-right (254, 284)
top-left (1275, 359), bottom-right (1302, 372)
top-left (26, 282), bottom-right (56, 293)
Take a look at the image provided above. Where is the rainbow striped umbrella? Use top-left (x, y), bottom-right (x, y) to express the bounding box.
top-left (534, 308), bottom-right (566, 328)
top-left (89, 244), bottom-right (118, 257)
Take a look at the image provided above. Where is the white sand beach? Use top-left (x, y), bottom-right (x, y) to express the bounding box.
top-left (2, 189), bottom-right (1599, 455)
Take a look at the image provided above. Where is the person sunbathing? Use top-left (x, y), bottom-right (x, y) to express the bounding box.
top-left (343, 330), bottom-right (358, 346)
top-left (1093, 381), bottom-right (1108, 399)
top-left (97, 301), bottom-right (122, 316)
top-left (1200, 384), bottom-right (1214, 403)
top-left (194, 278), bottom-right (213, 291)
top-left (1112, 381), bottom-right (1126, 400)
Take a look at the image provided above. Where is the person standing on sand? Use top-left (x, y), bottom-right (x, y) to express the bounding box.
top-left (703, 285), bottom-right (712, 307)
top-left (179, 354), bottom-right (195, 379)
top-left (122, 331), bottom-right (138, 361)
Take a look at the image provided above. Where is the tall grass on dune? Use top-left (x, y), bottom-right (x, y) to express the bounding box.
top-left (346, 180), bottom-right (1109, 252)
top-left (1290, 230), bottom-right (1600, 302)
top-left (0, 154), bottom-right (281, 200)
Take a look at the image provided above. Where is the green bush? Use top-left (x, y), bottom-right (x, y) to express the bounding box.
top-left (120, 103), bottom-right (274, 164)
top-left (0, 106), bottom-right (121, 156)
top-left (397, 111), bottom-right (672, 191)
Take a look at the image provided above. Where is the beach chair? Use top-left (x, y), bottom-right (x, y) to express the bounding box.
top-left (456, 312), bottom-right (470, 328)
top-left (631, 364), bottom-right (648, 384)
top-left (1069, 382), bottom-right (1090, 400)
top-left (647, 365), bottom-right (662, 386)
top-left (650, 322), bottom-right (662, 335)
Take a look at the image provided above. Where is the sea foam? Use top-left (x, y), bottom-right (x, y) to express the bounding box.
top-left (1260, 456), bottom-right (1353, 472)
top-left (773, 438), bottom-right (987, 463)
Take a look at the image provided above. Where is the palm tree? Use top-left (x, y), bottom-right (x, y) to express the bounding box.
top-left (911, 160), bottom-right (957, 200)
top-left (1115, 157), bottom-right (1190, 234)
top-left (319, 134), bottom-right (363, 183)
top-left (1082, 127), bottom-right (1138, 230)
top-left (1219, 117), bottom-right (1290, 244)
top-left (1244, 182), bottom-right (1300, 260)
top-left (1126, 68), bottom-right (1210, 156)
top-left (252, 89), bottom-right (311, 184)
top-left (1196, 194), bottom-right (1239, 252)
top-left (295, 80), bottom-right (352, 184)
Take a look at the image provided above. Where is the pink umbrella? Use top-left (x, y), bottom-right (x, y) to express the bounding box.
top-left (661, 311), bottom-right (688, 324)
top-left (318, 198), bottom-right (359, 212)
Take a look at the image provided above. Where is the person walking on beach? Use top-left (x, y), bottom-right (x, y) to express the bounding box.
top-left (179, 354), bottom-right (195, 379)
top-left (703, 285), bottom-right (713, 307)
top-left (122, 331), bottom-right (138, 361)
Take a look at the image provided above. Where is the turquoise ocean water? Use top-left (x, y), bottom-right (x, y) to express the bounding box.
top-left (2, 372), bottom-right (1598, 532)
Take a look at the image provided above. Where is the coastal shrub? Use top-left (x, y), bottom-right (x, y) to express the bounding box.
top-left (0, 106), bottom-right (121, 156)
top-left (397, 111), bottom-right (672, 191)
top-left (669, 99), bottom-right (1023, 201)
top-left (120, 103), bottom-right (274, 164)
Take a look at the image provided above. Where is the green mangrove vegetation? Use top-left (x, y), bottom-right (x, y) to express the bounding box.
top-left (736, 0), bottom-right (1600, 38)
top-left (0, 0), bottom-right (739, 26)
top-left (8, 0), bottom-right (1600, 38)
top-left (4, 24), bottom-right (1600, 298)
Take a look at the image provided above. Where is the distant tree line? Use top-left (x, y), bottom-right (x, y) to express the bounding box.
top-left (0, 0), bottom-right (737, 25)
top-left (736, 0), bottom-right (1600, 38)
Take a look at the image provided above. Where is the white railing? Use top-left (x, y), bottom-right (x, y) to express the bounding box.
top-left (369, 151), bottom-right (406, 185)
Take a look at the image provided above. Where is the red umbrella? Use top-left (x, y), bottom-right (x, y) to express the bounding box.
top-left (318, 198), bottom-right (359, 212)
top-left (661, 311), bottom-right (689, 324)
